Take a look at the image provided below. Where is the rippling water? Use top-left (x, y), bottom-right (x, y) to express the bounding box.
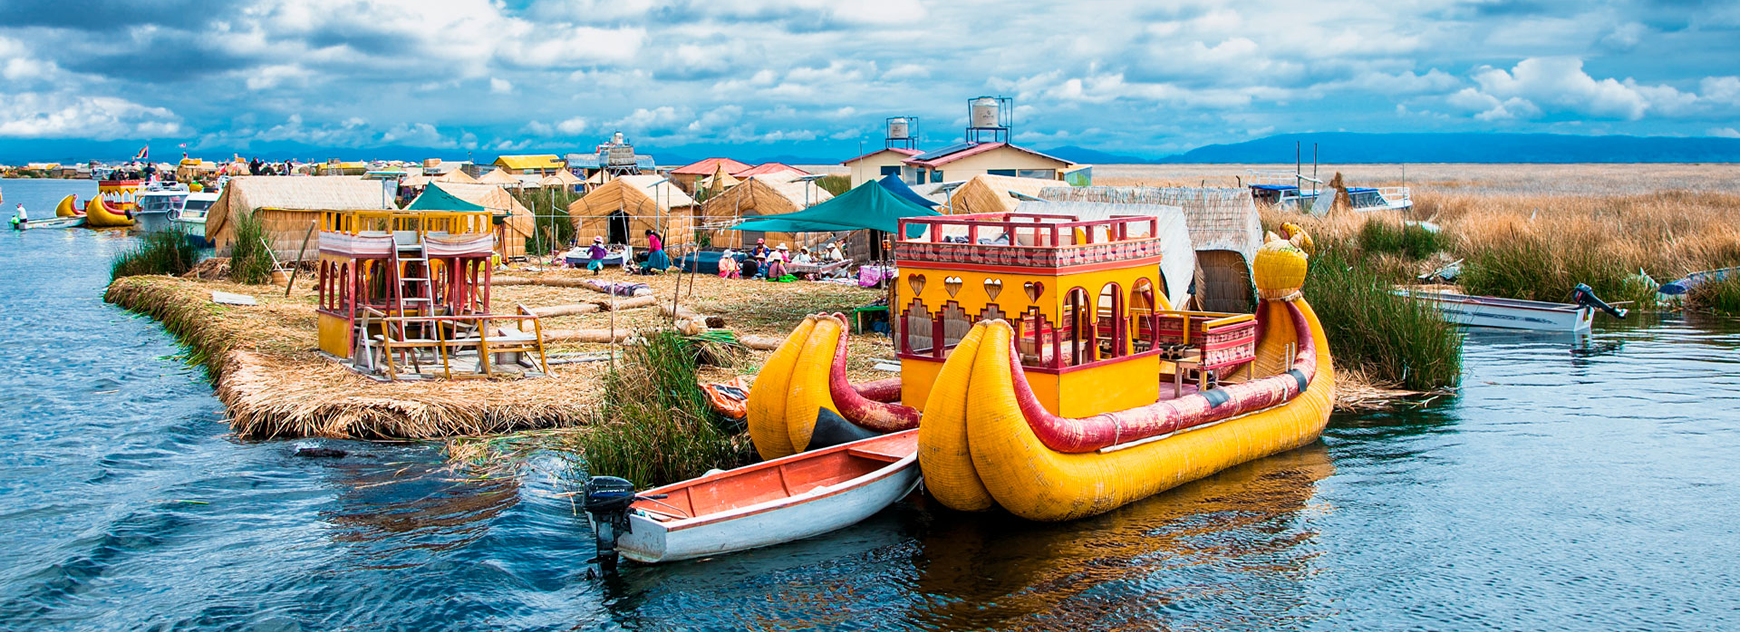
top-left (2, 177), bottom-right (1736, 630)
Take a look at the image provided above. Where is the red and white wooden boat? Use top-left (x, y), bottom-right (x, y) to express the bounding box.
top-left (584, 429), bottom-right (919, 567)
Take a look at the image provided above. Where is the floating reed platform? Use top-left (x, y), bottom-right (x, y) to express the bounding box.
top-left (107, 264), bottom-right (1408, 440)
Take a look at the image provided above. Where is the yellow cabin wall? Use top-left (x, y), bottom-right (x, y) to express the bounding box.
top-left (846, 151), bottom-right (913, 188)
top-left (894, 257), bottom-right (1166, 417)
top-left (319, 313), bottom-right (352, 357)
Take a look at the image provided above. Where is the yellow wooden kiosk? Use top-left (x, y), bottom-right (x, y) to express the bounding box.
top-left (314, 208), bottom-right (550, 380)
top-left (891, 211), bottom-right (1257, 417)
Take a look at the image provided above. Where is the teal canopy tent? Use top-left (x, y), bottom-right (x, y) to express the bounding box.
top-left (877, 174), bottom-right (938, 208)
top-left (730, 178), bottom-right (939, 237)
top-left (406, 183), bottom-right (487, 212)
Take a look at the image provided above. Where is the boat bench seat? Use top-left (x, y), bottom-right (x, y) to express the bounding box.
top-left (846, 446), bottom-right (906, 463)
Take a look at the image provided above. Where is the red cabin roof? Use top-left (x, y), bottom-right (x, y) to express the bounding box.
top-left (670, 157), bottom-right (753, 176)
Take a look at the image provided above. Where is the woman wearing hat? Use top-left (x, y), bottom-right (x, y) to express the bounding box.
top-left (585, 236), bottom-right (608, 275)
top-left (765, 243), bottom-right (790, 279)
top-left (717, 248), bottom-right (741, 279)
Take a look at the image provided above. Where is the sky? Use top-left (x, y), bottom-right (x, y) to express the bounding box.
top-left (1, 0), bottom-right (1737, 163)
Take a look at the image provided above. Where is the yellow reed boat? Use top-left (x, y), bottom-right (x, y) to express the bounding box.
top-left (84, 196), bottom-right (134, 228)
top-left (748, 211), bottom-right (1333, 522)
top-left (55, 195), bottom-right (81, 218)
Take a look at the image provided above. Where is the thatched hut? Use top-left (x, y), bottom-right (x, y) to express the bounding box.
top-left (697, 174), bottom-right (834, 249)
top-left (1038, 186), bottom-right (1263, 313)
top-left (475, 168), bottom-right (521, 186)
top-left (669, 157), bottom-right (752, 194)
top-left (948, 174), bottom-right (1055, 215)
top-left (206, 176), bottom-right (393, 259)
top-left (568, 175), bottom-right (696, 248)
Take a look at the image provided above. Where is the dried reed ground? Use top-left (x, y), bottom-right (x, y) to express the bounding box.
top-left (105, 268), bottom-right (884, 440)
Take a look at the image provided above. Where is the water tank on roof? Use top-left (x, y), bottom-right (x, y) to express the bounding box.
top-left (887, 117), bottom-right (910, 140)
top-left (607, 145), bottom-right (637, 167)
top-left (970, 97), bottom-right (1002, 129)
top-left (612, 131), bottom-right (625, 145)
top-left (423, 158), bottom-right (440, 168)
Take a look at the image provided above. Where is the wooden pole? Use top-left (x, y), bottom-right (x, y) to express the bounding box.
top-left (284, 221), bottom-right (317, 296)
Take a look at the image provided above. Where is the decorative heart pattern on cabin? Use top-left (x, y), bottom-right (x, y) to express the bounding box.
top-left (907, 274), bottom-right (926, 296)
top-left (983, 278), bottom-right (1003, 301)
top-left (1023, 281), bottom-right (1044, 302)
top-left (943, 276), bottom-right (963, 297)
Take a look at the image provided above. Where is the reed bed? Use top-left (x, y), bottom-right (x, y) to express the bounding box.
top-left (1687, 275), bottom-right (1740, 317)
top-left (1305, 247), bottom-right (1463, 391)
top-left (558, 331), bottom-right (756, 486)
top-left (229, 211), bottom-right (277, 284)
top-left (111, 231), bottom-right (201, 281)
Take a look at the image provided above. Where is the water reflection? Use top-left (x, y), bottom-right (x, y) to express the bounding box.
top-left (906, 444), bottom-right (1334, 631)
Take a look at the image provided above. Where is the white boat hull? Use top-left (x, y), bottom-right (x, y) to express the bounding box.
top-left (1402, 290), bottom-right (1594, 332)
top-left (617, 455), bottom-right (920, 563)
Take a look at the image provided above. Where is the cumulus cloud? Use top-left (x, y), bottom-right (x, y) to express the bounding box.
top-left (0, 92), bottom-right (182, 139)
top-left (5, 0), bottom-right (1740, 156)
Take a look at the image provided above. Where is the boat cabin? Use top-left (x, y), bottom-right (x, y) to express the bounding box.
top-left (893, 212), bottom-right (1259, 418)
top-left (314, 209), bottom-right (549, 380)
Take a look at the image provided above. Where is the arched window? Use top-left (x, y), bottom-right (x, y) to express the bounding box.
top-left (1097, 282), bottom-right (1125, 359)
top-left (902, 298), bottom-right (933, 356)
top-left (1131, 278), bottom-right (1156, 353)
top-left (1062, 288), bottom-right (1091, 366)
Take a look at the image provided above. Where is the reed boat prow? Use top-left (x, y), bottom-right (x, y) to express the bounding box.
top-left (84, 196), bottom-right (135, 228)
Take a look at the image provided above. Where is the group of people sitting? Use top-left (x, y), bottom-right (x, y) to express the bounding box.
top-left (717, 238), bottom-right (845, 281)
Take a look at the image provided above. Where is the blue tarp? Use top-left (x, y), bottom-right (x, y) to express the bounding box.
top-left (877, 174), bottom-right (938, 208)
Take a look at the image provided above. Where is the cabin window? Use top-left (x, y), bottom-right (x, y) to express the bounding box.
top-left (917, 170), bottom-right (929, 185)
top-left (1131, 278), bottom-right (1157, 353)
top-left (903, 298), bottom-right (933, 355)
top-left (1097, 282), bottom-right (1126, 359)
top-left (880, 165), bottom-right (901, 177)
top-left (939, 302), bottom-right (971, 357)
top-left (1062, 288), bottom-right (1092, 366)
top-left (1017, 169), bottom-right (1057, 179)
top-left (987, 169), bottom-right (1017, 177)
top-left (1017, 308), bottom-right (1056, 368)
top-left (933, 170), bottom-right (943, 182)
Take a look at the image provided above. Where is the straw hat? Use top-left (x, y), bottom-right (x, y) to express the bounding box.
top-left (777, 243), bottom-right (789, 250)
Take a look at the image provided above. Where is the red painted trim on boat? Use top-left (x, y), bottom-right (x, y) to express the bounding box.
top-left (825, 313), bottom-right (921, 431)
top-left (1006, 300), bottom-right (1319, 453)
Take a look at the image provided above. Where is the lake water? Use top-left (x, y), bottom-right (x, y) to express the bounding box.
top-left (2, 177), bottom-right (1736, 630)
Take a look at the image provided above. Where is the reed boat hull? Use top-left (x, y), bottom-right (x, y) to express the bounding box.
top-left (1400, 289), bottom-right (1592, 332)
top-left (747, 314), bottom-right (921, 460)
top-left (55, 195), bottom-right (81, 218)
top-left (616, 430), bottom-right (920, 563)
top-left (919, 298), bottom-right (1335, 521)
top-left (84, 197), bottom-right (134, 228)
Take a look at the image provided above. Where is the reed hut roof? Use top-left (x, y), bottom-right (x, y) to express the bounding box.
top-left (702, 163), bottom-right (740, 195)
top-left (539, 169), bottom-right (584, 187)
top-left (436, 169), bottom-right (476, 183)
top-left (698, 173), bottom-right (832, 222)
top-left (569, 175), bottom-right (694, 218)
top-left (948, 174), bottom-right (1055, 215)
top-left (476, 168), bottom-right (520, 185)
top-left (205, 176), bottom-right (391, 240)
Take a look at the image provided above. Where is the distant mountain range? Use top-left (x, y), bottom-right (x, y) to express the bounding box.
top-left (5, 132), bottom-right (1739, 167)
top-left (1044, 133), bottom-right (1740, 164)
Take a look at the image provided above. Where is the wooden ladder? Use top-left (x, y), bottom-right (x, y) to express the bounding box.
top-left (379, 235), bottom-right (450, 379)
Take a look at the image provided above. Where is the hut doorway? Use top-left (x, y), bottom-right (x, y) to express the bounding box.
top-left (608, 211), bottom-right (630, 245)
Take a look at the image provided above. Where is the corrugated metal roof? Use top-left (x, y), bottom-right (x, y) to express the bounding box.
top-left (840, 147), bottom-right (923, 165)
top-left (494, 154), bottom-right (565, 170)
top-left (671, 157), bottom-right (753, 175)
top-left (904, 142), bottom-right (1073, 169)
top-left (733, 162), bottom-right (809, 178)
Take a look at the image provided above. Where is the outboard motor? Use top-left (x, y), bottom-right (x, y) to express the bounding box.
top-left (1571, 283), bottom-right (1628, 320)
top-left (582, 476), bottom-right (638, 572)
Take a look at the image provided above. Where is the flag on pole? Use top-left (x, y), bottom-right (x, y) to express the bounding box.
top-left (133, 145), bottom-right (149, 161)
